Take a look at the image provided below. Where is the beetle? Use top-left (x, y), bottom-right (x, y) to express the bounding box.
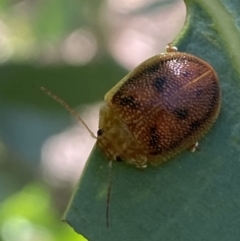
top-left (42, 43), bottom-right (220, 169)
top-left (96, 43), bottom-right (221, 168)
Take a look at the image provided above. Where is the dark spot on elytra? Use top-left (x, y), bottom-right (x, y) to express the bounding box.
top-left (119, 95), bottom-right (139, 109)
top-left (185, 87), bottom-right (219, 136)
top-left (153, 76), bottom-right (167, 92)
top-left (164, 119), bottom-right (204, 152)
top-left (173, 108), bottom-right (189, 120)
top-left (166, 84), bottom-right (220, 151)
top-left (149, 126), bottom-right (162, 155)
top-left (196, 88), bottom-right (204, 97)
top-left (189, 119), bottom-right (203, 132)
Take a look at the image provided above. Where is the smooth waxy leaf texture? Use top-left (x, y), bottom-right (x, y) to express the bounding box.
top-left (64, 0), bottom-right (240, 240)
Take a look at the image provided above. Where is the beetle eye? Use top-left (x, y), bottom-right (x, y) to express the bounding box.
top-left (97, 129), bottom-right (103, 136)
top-left (115, 156), bottom-right (123, 162)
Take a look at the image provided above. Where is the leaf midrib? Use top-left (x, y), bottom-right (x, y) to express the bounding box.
top-left (199, 0), bottom-right (240, 75)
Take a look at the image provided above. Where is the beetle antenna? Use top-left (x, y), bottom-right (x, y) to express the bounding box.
top-left (106, 160), bottom-right (113, 228)
top-left (41, 87), bottom-right (97, 139)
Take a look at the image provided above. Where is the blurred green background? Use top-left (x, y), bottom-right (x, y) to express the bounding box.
top-left (0, 0), bottom-right (185, 240)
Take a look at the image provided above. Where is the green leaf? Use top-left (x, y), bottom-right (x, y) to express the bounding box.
top-left (64, 0), bottom-right (240, 240)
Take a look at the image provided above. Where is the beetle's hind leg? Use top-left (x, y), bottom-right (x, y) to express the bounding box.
top-left (189, 142), bottom-right (200, 152)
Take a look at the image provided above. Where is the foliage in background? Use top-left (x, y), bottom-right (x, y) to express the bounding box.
top-left (0, 183), bottom-right (86, 241)
top-left (0, 0), bottom-right (94, 63)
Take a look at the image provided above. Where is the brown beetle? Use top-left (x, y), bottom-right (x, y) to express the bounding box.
top-left (42, 43), bottom-right (220, 169)
top-left (97, 43), bottom-right (221, 168)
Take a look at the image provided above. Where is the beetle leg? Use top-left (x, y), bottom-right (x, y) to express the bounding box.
top-left (189, 142), bottom-right (200, 152)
